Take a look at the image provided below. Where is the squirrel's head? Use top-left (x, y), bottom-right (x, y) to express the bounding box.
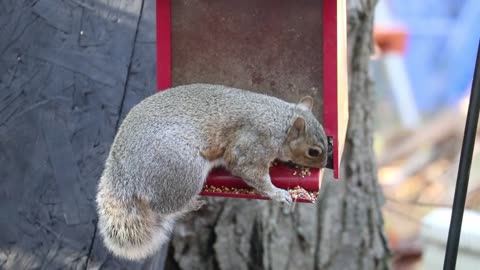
top-left (278, 96), bottom-right (328, 169)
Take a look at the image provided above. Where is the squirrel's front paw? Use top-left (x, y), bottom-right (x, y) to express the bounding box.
top-left (269, 188), bottom-right (293, 205)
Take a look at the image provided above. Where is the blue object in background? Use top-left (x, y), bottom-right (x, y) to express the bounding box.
top-left (387, 0), bottom-right (480, 114)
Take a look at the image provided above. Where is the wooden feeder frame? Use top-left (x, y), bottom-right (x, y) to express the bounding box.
top-left (155, 0), bottom-right (348, 203)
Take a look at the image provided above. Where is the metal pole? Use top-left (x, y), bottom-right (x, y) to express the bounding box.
top-left (443, 39), bottom-right (480, 270)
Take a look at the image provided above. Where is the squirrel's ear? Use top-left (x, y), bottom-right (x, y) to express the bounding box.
top-left (297, 96), bottom-right (313, 111)
top-left (287, 117), bottom-right (306, 140)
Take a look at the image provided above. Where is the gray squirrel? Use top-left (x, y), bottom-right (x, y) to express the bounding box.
top-left (96, 84), bottom-right (328, 260)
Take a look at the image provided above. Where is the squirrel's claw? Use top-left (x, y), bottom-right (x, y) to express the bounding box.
top-left (269, 188), bottom-right (293, 205)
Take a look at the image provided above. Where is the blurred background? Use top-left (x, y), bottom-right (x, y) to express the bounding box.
top-left (371, 0), bottom-right (480, 269)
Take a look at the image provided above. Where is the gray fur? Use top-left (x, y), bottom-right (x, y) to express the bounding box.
top-left (96, 84), bottom-right (327, 260)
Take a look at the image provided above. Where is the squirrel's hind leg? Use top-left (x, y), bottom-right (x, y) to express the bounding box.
top-left (184, 197), bottom-right (206, 212)
top-left (170, 196), bottom-right (206, 218)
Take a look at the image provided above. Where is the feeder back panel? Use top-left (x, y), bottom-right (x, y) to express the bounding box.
top-left (155, 0), bottom-right (348, 201)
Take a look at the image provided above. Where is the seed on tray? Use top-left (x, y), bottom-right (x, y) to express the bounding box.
top-left (202, 184), bottom-right (318, 202)
top-left (291, 166), bottom-right (311, 179)
top-left (288, 185), bottom-right (314, 201)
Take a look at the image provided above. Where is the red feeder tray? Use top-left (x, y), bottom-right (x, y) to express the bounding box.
top-left (200, 163), bottom-right (322, 203)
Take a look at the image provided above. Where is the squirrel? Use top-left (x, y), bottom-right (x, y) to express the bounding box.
top-left (96, 84), bottom-right (328, 260)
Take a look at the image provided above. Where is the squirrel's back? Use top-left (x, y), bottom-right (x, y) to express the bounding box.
top-left (126, 83), bottom-right (295, 134)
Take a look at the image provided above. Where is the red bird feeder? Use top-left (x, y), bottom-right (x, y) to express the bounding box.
top-left (156, 0), bottom-right (348, 203)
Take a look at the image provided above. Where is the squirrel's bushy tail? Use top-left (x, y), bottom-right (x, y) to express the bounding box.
top-left (96, 188), bottom-right (175, 261)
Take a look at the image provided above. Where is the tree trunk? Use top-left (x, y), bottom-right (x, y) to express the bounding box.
top-left (165, 1), bottom-right (391, 270)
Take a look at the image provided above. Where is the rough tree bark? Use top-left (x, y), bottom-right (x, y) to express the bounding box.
top-left (165, 0), bottom-right (391, 270)
top-left (0, 0), bottom-right (165, 269)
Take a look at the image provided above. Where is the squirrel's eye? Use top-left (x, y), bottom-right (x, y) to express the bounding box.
top-left (308, 148), bottom-right (320, 157)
